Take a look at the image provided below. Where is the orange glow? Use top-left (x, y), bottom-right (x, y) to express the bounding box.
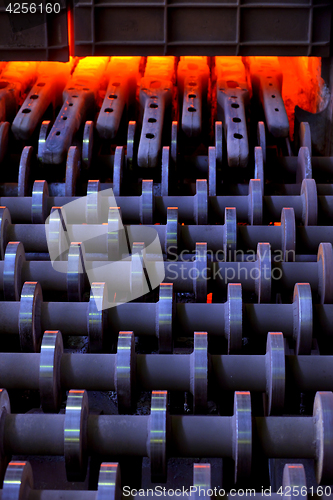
top-left (2, 55), bottom-right (322, 143)
top-left (67, 6), bottom-right (74, 58)
top-left (248, 56), bottom-right (322, 139)
top-left (278, 56), bottom-right (322, 138)
top-left (207, 293), bottom-right (213, 303)
top-left (215, 56), bottom-right (248, 89)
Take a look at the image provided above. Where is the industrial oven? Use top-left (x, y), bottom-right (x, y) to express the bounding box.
top-left (0, 0), bottom-right (332, 497)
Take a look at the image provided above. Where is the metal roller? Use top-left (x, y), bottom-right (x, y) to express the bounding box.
top-left (1, 390), bottom-right (332, 484)
top-left (5, 330), bottom-right (333, 415)
top-left (1, 279), bottom-right (331, 355)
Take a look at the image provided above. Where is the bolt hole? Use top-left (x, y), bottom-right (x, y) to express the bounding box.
top-left (68, 87), bottom-right (75, 90)
top-left (72, 95), bottom-right (78, 98)
top-left (83, 88), bottom-right (89, 91)
top-left (105, 108), bottom-right (114, 113)
top-left (30, 95), bottom-right (39, 100)
top-left (37, 82), bottom-right (45, 87)
top-left (275, 108), bottom-right (279, 112)
top-left (69, 103), bottom-right (73, 107)
top-left (188, 81), bottom-right (196, 86)
top-left (188, 106), bottom-right (196, 112)
top-left (146, 133), bottom-right (155, 139)
top-left (188, 93), bottom-right (196, 98)
top-left (148, 118), bottom-right (157, 123)
top-left (150, 95), bottom-right (157, 99)
top-left (271, 95), bottom-right (276, 98)
top-left (234, 133), bottom-right (243, 139)
top-left (56, 131), bottom-right (61, 136)
top-left (109, 94), bottom-right (117, 99)
top-left (22, 109), bottom-right (31, 114)
top-left (112, 82), bottom-right (120, 87)
top-left (233, 117), bottom-right (241, 123)
top-left (269, 83), bottom-right (273, 86)
top-left (231, 95), bottom-right (237, 99)
top-left (231, 103), bottom-right (239, 109)
top-left (63, 116), bottom-right (67, 120)
top-left (150, 103), bottom-right (158, 109)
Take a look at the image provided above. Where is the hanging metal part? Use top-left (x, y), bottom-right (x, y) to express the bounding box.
top-left (250, 57), bottom-right (289, 138)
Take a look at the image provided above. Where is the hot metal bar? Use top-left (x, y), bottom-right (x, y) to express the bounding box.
top-left (216, 57), bottom-right (249, 168)
top-left (41, 58), bottom-right (109, 165)
top-left (137, 57), bottom-right (175, 168)
top-left (96, 57), bottom-right (140, 140)
top-left (177, 57), bottom-right (209, 138)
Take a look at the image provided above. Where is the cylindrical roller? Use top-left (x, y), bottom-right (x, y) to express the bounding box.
top-left (317, 242), bottom-right (333, 304)
top-left (256, 243), bottom-right (271, 303)
top-left (192, 463), bottom-right (211, 500)
top-left (0, 207), bottom-right (10, 259)
top-left (65, 146), bottom-right (80, 197)
top-left (313, 391), bottom-right (333, 485)
top-left (265, 332), bottom-right (285, 416)
top-left (194, 242), bottom-right (207, 302)
top-left (86, 180), bottom-right (101, 224)
top-left (39, 331), bottom-right (63, 413)
top-left (115, 331), bottom-right (135, 413)
top-left (293, 283), bottom-right (313, 355)
top-left (2, 460), bottom-right (33, 500)
top-left (194, 180), bottom-right (208, 225)
top-left (3, 242), bottom-right (24, 301)
top-left (18, 281), bottom-right (42, 353)
top-left (64, 389), bottom-right (89, 482)
top-left (67, 242), bottom-right (86, 302)
top-left (224, 283), bottom-right (242, 353)
top-left (156, 283), bottom-right (174, 354)
top-left (281, 207), bottom-right (296, 262)
top-left (97, 462), bottom-right (122, 500)
top-left (31, 180), bottom-right (49, 225)
top-left (149, 390), bottom-right (168, 483)
top-left (88, 283), bottom-right (107, 353)
top-left (224, 207), bottom-right (237, 261)
top-left (191, 332), bottom-right (208, 414)
top-left (112, 146), bottom-right (124, 197)
top-left (166, 207), bottom-right (178, 260)
top-left (282, 463), bottom-right (307, 500)
top-left (208, 147), bottom-right (216, 197)
top-left (232, 391), bottom-right (252, 483)
top-left (161, 147), bottom-right (170, 196)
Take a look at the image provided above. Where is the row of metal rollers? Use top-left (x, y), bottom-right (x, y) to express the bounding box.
top-left (0, 460), bottom-right (316, 500)
top-left (0, 276), bottom-right (329, 355)
top-left (1, 233), bottom-right (333, 304)
top-left (3, 328), bottom-right (333, 415)
top-left (0, 118), bottom-right (327, 197)
top-left (0, 174), bottom-right (329, 226)
top-left (0, 387), bottom-right (332, 485)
